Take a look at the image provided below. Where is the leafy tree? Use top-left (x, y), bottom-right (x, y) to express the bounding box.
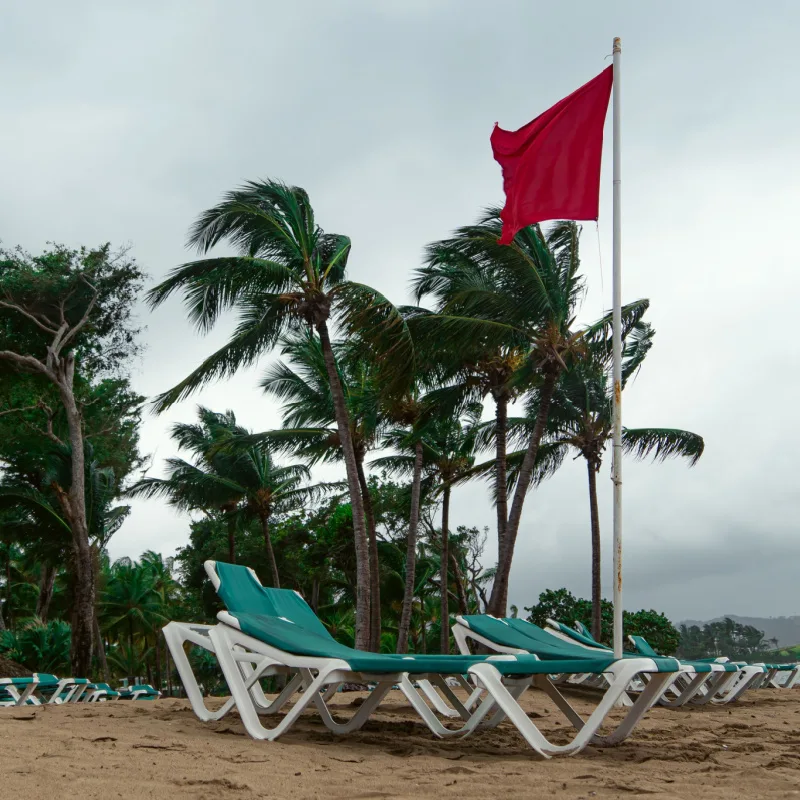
top-left (678, 618), bottom-right (770, 661)
top-left (525, 587), bottom-right (680, 655)
top-left (147, 180), bottom-right (412, 649)
top-left (0, 618), bottom-right (71, 674)
top-left (0, 243), bottom-right (144, 674)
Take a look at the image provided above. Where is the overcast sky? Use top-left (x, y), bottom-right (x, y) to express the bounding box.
top-left (2, 1), bottom-right (799, 623)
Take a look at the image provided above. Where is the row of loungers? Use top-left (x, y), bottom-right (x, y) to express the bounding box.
top-left (0, 676), bottom-right (161, 706)
top-left (161, 561), bottom-right (800, 758)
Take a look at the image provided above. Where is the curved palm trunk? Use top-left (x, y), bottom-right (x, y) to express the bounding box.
top-left (450, 552), bottom-right (469, 615)
top-left (226, 515), bottom-right (236, 564)
top-left (154, 632), bottom-right (162, 693)
top-left (316, 321), bottom-right (371, 651)
top-left (4, 540), bottom-right (11, 631)
top-left (494, 394), bottom-right (509, 569)
top-left (439, 485), bottom-right (451, 654)
top-left (260, 514), bottom-right (280, 588)
top-left (397, 440), bottom-right (424, 654)
top-left (489, 369), bottom-right (559, 617)
top-left (356, 456), bottom-right (380, 652)
top-left (36, 564), bottom-right (56, 622)
top-left (94, 611), bottom-right (111, 684)
top-left (166, 647), bottom-right (173, 698)
top-left (586, 458), bottom-right (603, 641)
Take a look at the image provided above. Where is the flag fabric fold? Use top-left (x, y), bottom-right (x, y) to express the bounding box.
top-left (492, 65), bottom-right (613, 244)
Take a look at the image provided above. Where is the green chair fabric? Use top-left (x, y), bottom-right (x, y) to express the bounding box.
top-left (228, 610), bottom-right (629, 676)
top-left (215, 562), bottom-right (332, 640)
top-left (461, 616), bottom-right (681, 672)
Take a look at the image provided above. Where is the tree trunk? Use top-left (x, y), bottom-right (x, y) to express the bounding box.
top-left (94, 610), bottom-right (111, 684)
top-left (60, 366), bottom-right (95, 678)
top-left (488, 368), bottom-right (559, 617)
top-left (356, 456), bottom-right (380, 651)
top-left (397, 439), bottom-right (424, 654)
top-left (450, 552), bottom-right (468, 615)
top-left (154, 633), bottom-right (162, 693)
top-left (494, 393), bottom-right (509, 571)
top-left (226, 515), bottom-right (236, 564)
top-left (316, 320), bottom-right (371, 651)
top-left (166, 645), bottom-right (173, 698)
top-left (3, 539), bottom-right (11, 631)
top-left (439, 486), bottom-right (451, 654)
top-left (260, 514), bottom-right (280, 588)
top-left (587, 457), bottom-right (603, 641)
top-left (145, 636), bottom-right (153, 686)
top-left (36, 564), bottom-right (56, 622)
top-left (311, 577), bottom-right (320, 612)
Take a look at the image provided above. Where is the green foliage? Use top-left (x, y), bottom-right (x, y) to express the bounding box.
top-left (0, 243), bottom-right (145, 379)
top-left (678, 618), bottom-right (773, 661)
top-left (525, 588), bottom-right (680, 655)
top-left (0, 619), bottom-right (71, 674)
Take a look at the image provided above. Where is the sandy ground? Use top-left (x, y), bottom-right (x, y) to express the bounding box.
top-left (2, 686), bottom-right (800, 799)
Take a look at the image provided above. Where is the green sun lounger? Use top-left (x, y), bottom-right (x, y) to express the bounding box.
top-left (454, 614), bottom-right (748, 708)
top-left (0, 674), bottom-right (91, 705)
top-left (542, 619), bottom-right (763, 705)
top-left (118, 683), bottom-right (160, 700)
top-left (164, 560), bottom-right (681, 757)
top-left (84, 682), bottom-right (121, 701)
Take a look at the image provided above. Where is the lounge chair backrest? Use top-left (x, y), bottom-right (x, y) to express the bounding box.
top-left (628, 635), bottom-right (660, 658)
top-left (547, 619), bottom-right (612, 651)
top-left (461, 615), bottom-right (599, 660)
top-left (212, 561), bottom-right (333, 641)
top-left (574, 620), bottom-right (592, 638)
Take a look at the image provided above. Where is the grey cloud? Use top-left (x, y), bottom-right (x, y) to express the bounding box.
top-left (1, 0), bottom-right (798, 623)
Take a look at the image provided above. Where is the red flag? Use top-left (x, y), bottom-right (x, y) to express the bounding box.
top-left (492, 66), bottom-right (613, 245)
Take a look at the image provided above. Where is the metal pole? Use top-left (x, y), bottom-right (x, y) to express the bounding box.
top-left (611, 36), bottom-right (623, 659)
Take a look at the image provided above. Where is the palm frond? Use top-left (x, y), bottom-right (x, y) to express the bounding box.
top-left (622, 428), bottom-right (704, 466)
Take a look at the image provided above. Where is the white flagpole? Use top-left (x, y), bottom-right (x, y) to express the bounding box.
top-left (611, 36), bottom-right (623, 659)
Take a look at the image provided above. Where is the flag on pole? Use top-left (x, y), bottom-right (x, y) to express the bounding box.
top-left (492, 65), bottom-right (613, 244)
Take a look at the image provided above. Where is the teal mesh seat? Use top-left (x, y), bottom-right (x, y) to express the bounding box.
top-left (214, 562), bottom-right (334, 641)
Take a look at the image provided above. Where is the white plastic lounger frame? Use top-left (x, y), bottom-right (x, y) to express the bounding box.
top-left (209, 610), bottom-right (677, 758)
top-left (167, 561), bottom-right (471, 724)
top-left (541, 620), bottom-right (752, 708)
top-left (5, 676), bottom-right (85, 706)
top-left (0, 677), bottom-right (38, 706)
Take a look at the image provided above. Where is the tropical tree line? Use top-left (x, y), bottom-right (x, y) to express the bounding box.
top-left (0, 177), bottom-right (708, 674)
top-left (142, 179), bottom-right (705, 651)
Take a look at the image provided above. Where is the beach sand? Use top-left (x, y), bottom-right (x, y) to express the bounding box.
top-left (2, 686), bottom-right (799, 799)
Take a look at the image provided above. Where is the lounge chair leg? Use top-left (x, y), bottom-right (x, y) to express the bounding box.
top-left (163, 622), bottom-right (237, 722)
top-left (416, 676), bottom-right (472, 721)
top-left (209, 626), bottom-right (344, 741)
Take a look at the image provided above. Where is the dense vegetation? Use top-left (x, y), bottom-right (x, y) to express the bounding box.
top-left (0, 180), bottom-right (719, 682)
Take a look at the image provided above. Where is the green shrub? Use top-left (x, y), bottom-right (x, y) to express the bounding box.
top-left (524, 588), bottom-right (680, 655)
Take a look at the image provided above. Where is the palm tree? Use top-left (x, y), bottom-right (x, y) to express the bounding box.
top-left (412, 213), bottom-right (648, 616)
top-left (129, 408), bottom-right (245, 563)
top-left (140, 550), bottom-right (180, 693)
top-left (375, 406), bottom-right (482, 653)
top-left (253, 332), bottom-right (386, 647)
top-left (101, 558), bottom-right (166, 658)
top-left (131, 407), bottom-right (321, 589)
top-left (146, 180), bottom-right (413, 649)
top-left (506, 323), bottom-right (704, 639)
